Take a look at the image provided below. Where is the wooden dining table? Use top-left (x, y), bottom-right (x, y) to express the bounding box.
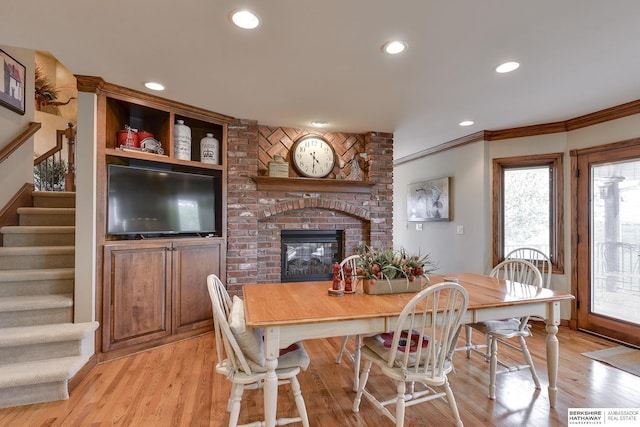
top-left (243, 272), bottom-right (575, 427)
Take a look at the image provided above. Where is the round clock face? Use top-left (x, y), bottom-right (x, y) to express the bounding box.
top-left (291, 135), bottom-right (336, 178)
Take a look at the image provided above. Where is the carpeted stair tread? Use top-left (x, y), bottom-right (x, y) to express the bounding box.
top-left (0, 246), bottom-right (74, 255)
top-left (16, 207), bottom-right (76, 215)
top-left (0, 191), bottom-right (84, 408)
top-left (33, 191), bottom-right (76, 197)
top-left (0, 294), bottom-right (73, 312)
top-left (0, 355), bottom-right (89, 388)
top-left (0, 226), bottom-right (75, 234)
top-left (33, 191), bottom-right (75, 197)
top-left (0, 268), bottom-right (74, 282)
top-left (0, 322), bottom-right (98, 348)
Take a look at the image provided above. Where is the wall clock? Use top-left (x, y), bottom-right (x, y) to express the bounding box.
top-left (291, 135), bottom-right (336, 178)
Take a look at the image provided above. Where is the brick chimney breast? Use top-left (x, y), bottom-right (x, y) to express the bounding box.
top-left (226, 122), bottom-right (393, 293)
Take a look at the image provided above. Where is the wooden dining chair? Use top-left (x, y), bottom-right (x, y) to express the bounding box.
top-left (352, 282), bottom-right (469, 427)
top-left (459, 248), bottom-right (551, 358)
top-left (506, 247), bottom-right (552, 288)
top-left (506, 247), bottom-right (552, 323)
top-left (334, 254), bottom-right (364, 390)
top-left (206, 274), bottom-right (310, 427)
top-left (463, 259), bottom-right (543, 399)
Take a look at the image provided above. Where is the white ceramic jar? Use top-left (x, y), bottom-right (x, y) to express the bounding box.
top-left (200, 133), bottom-right (219, 164)
top-left (174, 120), bottom-right (191, 160)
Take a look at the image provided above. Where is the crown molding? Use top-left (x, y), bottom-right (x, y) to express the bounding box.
top-left (394, 98), bottom-right (640, 166)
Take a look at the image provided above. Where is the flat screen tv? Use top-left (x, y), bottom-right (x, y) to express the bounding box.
top-left (107, 163), bottom-right (216, 236)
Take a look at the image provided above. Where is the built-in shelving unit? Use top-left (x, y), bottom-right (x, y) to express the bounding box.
top-left (77, 75), bottom-right (233, 359)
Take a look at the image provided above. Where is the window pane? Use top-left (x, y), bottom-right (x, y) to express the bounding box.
top-left (590, 159), bottom-right (640, 324)
top-left (503, 167), bottom-right (550, 256)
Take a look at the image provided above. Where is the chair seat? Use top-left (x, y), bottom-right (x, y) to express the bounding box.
top-left (216, 361), bottom-right (302, 384)
top-left (469, 318), bottom-right (521, 333)
top-left (363, 331), bottom-right (430, 368)
top-left (216, 341), bottom-right (310, 376)
top-left (251, 341), bottom-right (311, 373)
top-left (360, 346), bottom-right (453, 385)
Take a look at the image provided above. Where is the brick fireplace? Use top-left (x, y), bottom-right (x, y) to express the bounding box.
top-left (225, 121), bottom-right (394, 294)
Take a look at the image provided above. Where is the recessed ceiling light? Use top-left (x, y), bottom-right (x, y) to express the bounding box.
top-left (311, 121), bottom-right (327, 128)
top-left (495, 61), bottom-right (520, 73)
top-left (230, 10), bottom-right (260, 29)
top-left (382, 40), bottom-right (407, 55)
top-left (459, 120), bottom-right (474, 127)
top-left (143, 82), bottom-right (165, 91)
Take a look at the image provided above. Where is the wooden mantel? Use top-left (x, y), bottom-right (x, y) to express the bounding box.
top-left (250, 176), bottom-right (375, 194)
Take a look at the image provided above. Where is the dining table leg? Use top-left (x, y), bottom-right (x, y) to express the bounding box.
top-left (353, 335), bottom-right (361, 392)
top-left (263, 326), bottom-right (280, 427)
top-left (545, 301), bottom-right (561, 408)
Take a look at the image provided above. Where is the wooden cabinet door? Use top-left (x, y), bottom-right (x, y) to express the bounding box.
top-left (172, 239), bottom-right (223, 334)
top-left (103, 242), bottom-right (172, 351)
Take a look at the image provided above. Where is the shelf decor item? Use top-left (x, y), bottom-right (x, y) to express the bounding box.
top-left (291, 134), bottom-right (335, 178)
top-left (117, 125), bottom-right (139, 148)
top-left (174, 119), bottom-right (191, 160)
top-left (268, 155), bottom-right (289, 177)
top-left (200, 133), bottom-right (219, 164)
top-left (140, 137), bottom-right (164, 155)
top-left (355, 246), bottom-right (436, 294)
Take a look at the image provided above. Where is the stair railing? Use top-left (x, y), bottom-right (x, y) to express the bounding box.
top-left (33, 122), bottom-right (76, 191)
top-left (0, 121), bottom-right (42, 164)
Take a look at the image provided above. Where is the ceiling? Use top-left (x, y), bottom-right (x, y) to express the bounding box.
top-left (3, 1), bottom-right (640, 160)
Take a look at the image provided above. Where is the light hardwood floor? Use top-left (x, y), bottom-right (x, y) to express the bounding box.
top-left (1, 323), bottom-right (639, 426)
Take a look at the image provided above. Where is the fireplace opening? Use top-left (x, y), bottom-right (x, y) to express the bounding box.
top-left (281, 230), bottom-right (344, 282)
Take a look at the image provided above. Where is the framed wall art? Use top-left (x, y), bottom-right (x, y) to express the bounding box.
top-left (0, 49), bottom-right (26, 115)
top-left (407, 176), bottom-right (450, 222)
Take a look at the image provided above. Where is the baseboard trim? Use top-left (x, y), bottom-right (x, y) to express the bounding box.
top-left (68, 353), bottom-right (97, 394)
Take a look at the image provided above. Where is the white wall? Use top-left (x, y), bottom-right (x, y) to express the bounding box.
top-left (393, 114), bottom-right (640, 321)
top-left (0, 46), bottom-right (34, 208)
top-left (393, 141), bottom-right (490, 275)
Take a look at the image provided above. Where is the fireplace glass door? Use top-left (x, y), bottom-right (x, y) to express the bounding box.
top-left (281, 230), bottom-right (344, 282)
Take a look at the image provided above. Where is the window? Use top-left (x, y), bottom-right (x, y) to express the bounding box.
top-left (492, 153), bottom-right (564, 273)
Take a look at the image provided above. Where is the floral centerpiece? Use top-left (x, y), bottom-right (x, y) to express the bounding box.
top-left (353, 246), bottom-right (438, 294)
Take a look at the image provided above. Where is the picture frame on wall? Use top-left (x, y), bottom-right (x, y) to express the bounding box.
top-left (407, 176), bottom-right (450, 222)
top-left (0, 49), bottom-right (26, 115)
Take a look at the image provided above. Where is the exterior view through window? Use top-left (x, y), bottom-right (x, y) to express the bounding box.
top-left (504, 167), bottom-right (550, 256)
top-left (590, 159), bottom-right (640, 324)
top-left (575, 141), bottom-right (640, 346)
top-left (492, 153), bottom-right (563, 272)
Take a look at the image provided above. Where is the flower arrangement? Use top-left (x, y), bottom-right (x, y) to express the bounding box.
top-left (354, 246), bottom-right (437, 284)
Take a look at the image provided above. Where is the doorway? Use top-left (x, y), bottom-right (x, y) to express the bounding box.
top-left (575, 139), bottom-right (640, 347)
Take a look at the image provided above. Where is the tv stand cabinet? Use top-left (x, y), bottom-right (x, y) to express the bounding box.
top-left (77, 76), bottom-right (231, 359)
top-left (102, 238), bottom-right (224, 357)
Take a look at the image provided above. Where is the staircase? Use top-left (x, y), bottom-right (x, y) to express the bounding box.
top-left (0, 191), bottom-right (98, 409)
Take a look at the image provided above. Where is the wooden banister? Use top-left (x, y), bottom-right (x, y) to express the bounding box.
top-left (0, 121), bottom-right (42, 164)
top-left (34, 129), bottom-right (64, 166)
